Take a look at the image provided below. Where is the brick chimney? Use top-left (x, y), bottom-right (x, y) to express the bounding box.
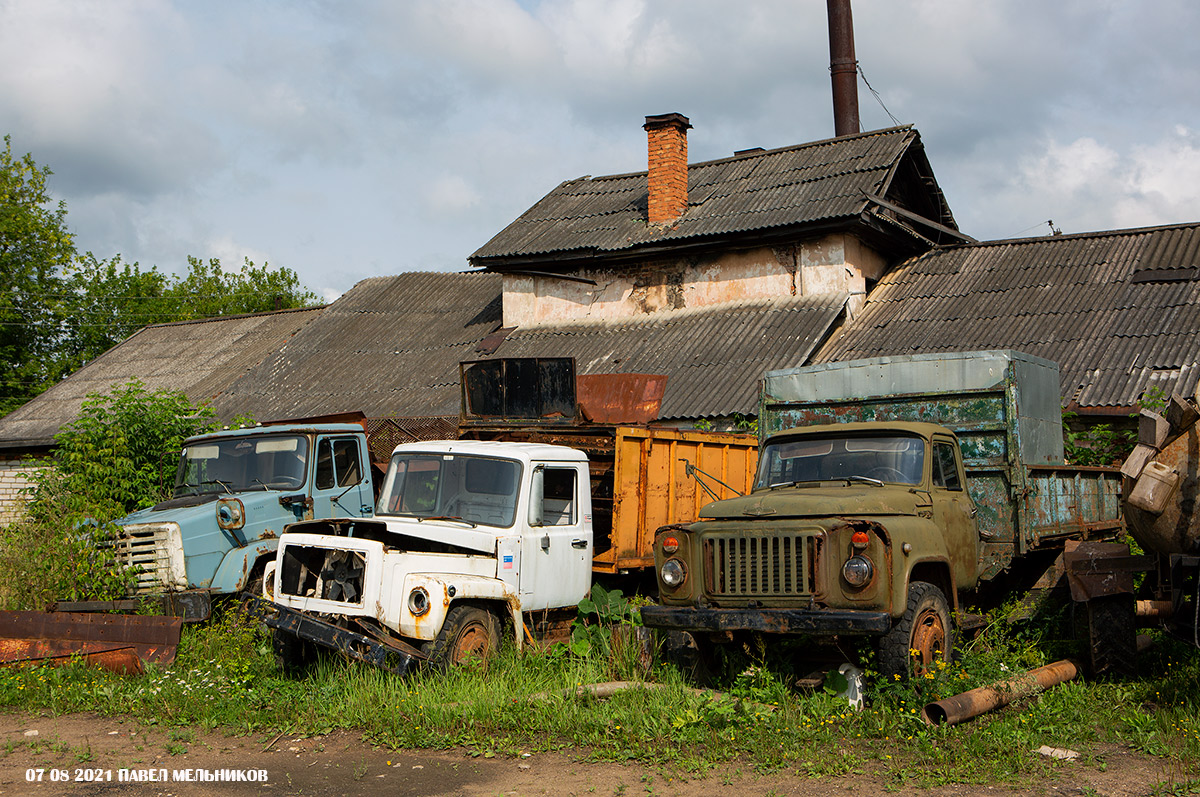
top-left (643, 113), bottom-right (691, 223)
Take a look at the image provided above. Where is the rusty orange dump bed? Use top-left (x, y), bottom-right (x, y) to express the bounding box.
top-left (459, 424), bottom-right (757, 573)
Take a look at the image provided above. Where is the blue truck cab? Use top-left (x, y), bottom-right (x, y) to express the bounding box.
top-left (108, 422), bottom-right (375, 610)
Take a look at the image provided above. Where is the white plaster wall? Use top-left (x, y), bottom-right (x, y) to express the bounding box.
top-left (502, 233), bottom-right (887, 328)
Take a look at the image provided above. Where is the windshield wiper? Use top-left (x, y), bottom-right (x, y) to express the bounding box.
top-left (845, 475), bottom-right (884, 487)
top-left (768, 480), bottom-right (819, 490)
top-left (417, 515), bottom-right (478, 528)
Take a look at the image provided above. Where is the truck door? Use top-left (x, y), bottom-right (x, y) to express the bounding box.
top-left (312, 435), bottom-right (373, 519)
top-left (521, 464), bottom-right (592, 610)
top-left (931, 438), bottom-right (978, 586)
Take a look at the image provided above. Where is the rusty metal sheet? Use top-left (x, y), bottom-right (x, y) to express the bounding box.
top-left (1062, 540), bottom-right (1150, 601)
top-left (577, 374), bottom-right (667, 425)
top-left (0, 641), bottom-right (144, 674)
top-left (0, 611), bottom-right (182, 665)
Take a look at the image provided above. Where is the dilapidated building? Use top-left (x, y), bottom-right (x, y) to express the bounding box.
top-left (0, 115), bottom-right (1196, 522)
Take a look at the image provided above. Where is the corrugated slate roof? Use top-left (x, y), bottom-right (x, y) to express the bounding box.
top-left (212, 272), bottom-right (504, 421)
top-left (814, 222), bottom-right (1200, 408)
top-left (0, 307), bottom-right (325, 448)
top-left (471, 126), bottom-right (957, 264)
top-left (491, 293), bottom-right (848, 419)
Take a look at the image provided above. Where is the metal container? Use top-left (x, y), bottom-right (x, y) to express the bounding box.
top-left (1125, 424), bottom-right (1200, 555)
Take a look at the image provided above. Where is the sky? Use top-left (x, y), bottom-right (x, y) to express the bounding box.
top-left (1, 0), bottom-right (1198, 302)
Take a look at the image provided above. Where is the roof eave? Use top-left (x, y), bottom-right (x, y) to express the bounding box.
top-left (470, 213), bottom-right (938, 272)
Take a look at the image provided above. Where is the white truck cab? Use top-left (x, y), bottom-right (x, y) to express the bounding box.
top-left (256, 440), bottom-right (593, 671)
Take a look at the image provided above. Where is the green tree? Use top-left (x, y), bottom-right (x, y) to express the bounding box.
top-left (0, 382), bottom-right (217, 608)
top-left (0, 136), bottom-right (322, 414)
top-left (0, 135), bottom-right (74, 414)
top-left (57, 253), bottom-right (172, 376)
top-left (169, 255), bottom-right (318, 318)
top-left (53, 254), bottom-right (319, 376)
top-left (49, 380), bottom-right (217, 517)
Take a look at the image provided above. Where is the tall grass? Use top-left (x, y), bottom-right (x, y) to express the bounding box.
top-left (0, 601), bottom-right (1197, 788)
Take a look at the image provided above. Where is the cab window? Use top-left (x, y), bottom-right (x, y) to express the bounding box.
top-left (315, 437), bottom-right (363, 490)
top-left (933, 442), bottom-right (962, 490)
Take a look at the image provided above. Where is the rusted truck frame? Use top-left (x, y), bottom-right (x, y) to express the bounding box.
top-left (457, 358), bottom-right (757, 574)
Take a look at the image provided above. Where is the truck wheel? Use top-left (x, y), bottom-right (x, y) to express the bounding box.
top-left (1084, 594), bottom-right (1137, 679)
top-left (878, 582), bottom-right (952, 681)
top-left (661, 631), bottom-right (724, 686)
top-left (272, 628), bottom-right (317, 674)
top-left (426, 605), bottom-right (500, 670)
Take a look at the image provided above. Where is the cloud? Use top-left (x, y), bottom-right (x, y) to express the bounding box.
top-left (979, 127), bottom-right (1200, 237)
top-left (2, 0), bottom-right (1199, 300)
top-left (0, 0), bottom-right (221, 198)
top-left (424, 174), bottom-right (482, 216)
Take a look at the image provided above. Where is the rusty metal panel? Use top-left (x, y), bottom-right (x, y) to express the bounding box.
top-left (1024, 466), bottom-right (1124, 546)
top-left (1062, 540), bottom-right (1151, 601)
top-left (576, 373), bottom-right (666, 425)
top-left (460, 358), bottom-right (578, 423)
top-left (0, 611), bottom-right (182, 666)
top-left (601, 427), bottom-right (758, 574)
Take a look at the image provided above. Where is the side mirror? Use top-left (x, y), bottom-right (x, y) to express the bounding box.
top-left (527, 465), bottom-right (544, 527)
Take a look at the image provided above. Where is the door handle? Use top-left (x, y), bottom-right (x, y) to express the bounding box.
top-left (571, 539), bottom-right (587, 549)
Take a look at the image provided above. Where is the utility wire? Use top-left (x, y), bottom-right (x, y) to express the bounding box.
top-left (858, 65), bottom-right (901, 127)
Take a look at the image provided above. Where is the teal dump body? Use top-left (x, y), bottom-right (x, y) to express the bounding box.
top-left (760, 351), bottom-right (1123, 579)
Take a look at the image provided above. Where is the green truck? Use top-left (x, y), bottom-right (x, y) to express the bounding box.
top-left (641, 351), bottom-right (1125, 679)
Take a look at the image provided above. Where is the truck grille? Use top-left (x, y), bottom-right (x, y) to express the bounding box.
top-left (102, 523), bottom-right (180, 594)
top-left (703, 532), bottom-right (818, 597)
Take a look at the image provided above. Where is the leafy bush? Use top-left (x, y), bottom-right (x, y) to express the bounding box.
top-left (1063, 410), bottom-right (1135, 466)
top-left (0, 381), bottom-right (216, 608)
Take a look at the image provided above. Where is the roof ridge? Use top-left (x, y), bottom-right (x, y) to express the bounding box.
top-left (939, 220), bottom-right (1200, 250)
top-left (573, 125), bottom-right (916, 185)
top-left (142, 304), bottom-right (326, 331)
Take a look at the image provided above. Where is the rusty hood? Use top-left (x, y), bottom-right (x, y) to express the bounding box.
top-left (700, 484), bottom-right (926, 521)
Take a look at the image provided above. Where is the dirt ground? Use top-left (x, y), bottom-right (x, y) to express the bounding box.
top-left (0, 711), bottom-right (1187, 796)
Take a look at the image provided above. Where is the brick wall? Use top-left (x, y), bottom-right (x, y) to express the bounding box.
top-left (0, 458), bottom-right (49, 525)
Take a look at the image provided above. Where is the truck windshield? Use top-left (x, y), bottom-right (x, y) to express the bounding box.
top-left (376, 453), bottom-right (521, 528)
top-left (756, 434), bottom-right (925, 488)
top-left (174, 434), bottom-right (309, 496)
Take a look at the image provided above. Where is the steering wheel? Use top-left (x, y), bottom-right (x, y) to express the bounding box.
top-left (864, 467), bottom-right (907, 483)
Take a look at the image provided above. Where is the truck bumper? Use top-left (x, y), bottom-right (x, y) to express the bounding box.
top-left (640, 605), bottom-right (892, 636)
top-left (243, 596), bottom-right (423, 675)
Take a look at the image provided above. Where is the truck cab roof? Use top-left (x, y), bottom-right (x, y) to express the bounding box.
top-left (185, 422), bottom-right (366, 443)
top-left (389, 439), bottom-right (589, 464)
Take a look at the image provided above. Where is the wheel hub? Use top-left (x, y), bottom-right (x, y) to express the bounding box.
top-left (910, 606), bottom-right (946, 676)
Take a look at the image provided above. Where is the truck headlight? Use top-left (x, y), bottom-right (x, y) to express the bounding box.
top-left (660, 558), bottom-right (687, 588)
top-left (407, 587), bottom-right (430, 616)
top-left (842, 555), bottom-right (873, 587)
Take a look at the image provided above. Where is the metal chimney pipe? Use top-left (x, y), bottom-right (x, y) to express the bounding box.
top-left (827, 0), bottom-right (860, 137)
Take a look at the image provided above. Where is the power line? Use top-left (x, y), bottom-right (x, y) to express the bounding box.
top-left (858, 65), bottom-right (901, 127)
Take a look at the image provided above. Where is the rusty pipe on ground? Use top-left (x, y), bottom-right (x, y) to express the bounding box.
top-left (921, 659), bottom-right (1079, 727)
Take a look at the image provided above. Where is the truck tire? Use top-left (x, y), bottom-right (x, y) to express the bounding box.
top-left (426, 605), bottom-right (500, 670)
top-left (1084, 594), bottom-right (1137, 679)
top-left (878, 582), bottom-right (952, 681)
top-left (661, 630), bottom-right (724, 686)
top-left (272, 628), bottom-right (317, 674)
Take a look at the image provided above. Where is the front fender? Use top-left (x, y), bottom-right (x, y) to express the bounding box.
top-left (210, 539), bottom-right (281, 593)
top-left (396, 574), bottom-right (518, 645)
